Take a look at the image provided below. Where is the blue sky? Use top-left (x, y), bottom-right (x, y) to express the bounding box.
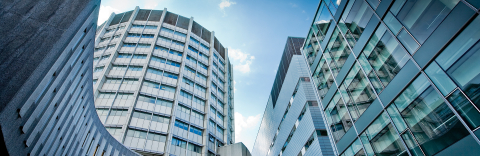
top-left (98, 0), bottom-right (319, 151)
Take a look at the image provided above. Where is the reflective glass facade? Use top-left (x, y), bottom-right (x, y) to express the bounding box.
top-left (94, 7), bottom-right (235, 156)
top-left (303, 0), bottom-right (480, 155)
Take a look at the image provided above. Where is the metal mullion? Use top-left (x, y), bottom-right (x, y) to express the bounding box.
top-left (455, 88), bottom-right (480, 115)
top-left (402, 128), bottom-right (427, 156)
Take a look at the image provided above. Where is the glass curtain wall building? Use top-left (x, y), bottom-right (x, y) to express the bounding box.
top-left (303, 0), bottom-right (480, 156)
top-left (94, 7), bottom-right (235, 156)
top-left (252, 37), bottom-right (335, 156)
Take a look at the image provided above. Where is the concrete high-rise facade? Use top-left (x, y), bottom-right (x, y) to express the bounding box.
top-left (252, 37), bottom-right (335, 156)
top-left (94, 7), bottom-right (235, 156)
top-left (0, 0), bottom-right (138, 155)
top-left (303, 0), bottom-right (480, 156)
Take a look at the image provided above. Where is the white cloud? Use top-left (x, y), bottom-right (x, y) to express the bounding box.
top-left (228, 48), bottom-right (255, 73)
top-left (144, 0), bottom-right (159, 9)
top-left (98, 5), bottom-right (121, 25)
top-left (219, 0), bottom-right (236, 9)
top-left (235, 112), bottom-right (261, 151)
top-left (219, 0), bottom-right (236, 17)
top-left (234, 81), bottom-right (237, 93)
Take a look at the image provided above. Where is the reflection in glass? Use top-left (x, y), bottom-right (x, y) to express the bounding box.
top-left (424, 62), bottom-right (456, 96)
top-left (312, 55), bottom-right (335, 99)
top-left (325, 91), bottom-right (353, 142)
top-left (436, 16), bottom-right (480, 70)
top-left (364, 112), bottom-right (407, 155)
top-left (341, 138), bottom-right (365, 156)
top-left (447, 41), bottom-right (480, 106)
top-left (396, 76), bottom-right (470, 156)
top-left (401, 131), bottom-right (424, 156)
top-left (313, 1), bottom-right (334, 42)
top-left (338, 0), bottom-right (374, 47)
top-left (386, 104), bottom-right (407, 132)
top-left (304, 28), bottom-right (321, 65)
top-left (397, 29), bottom-right (419, 54)
top-left (383, 13), bottom-right (402, 35)
top-left (363, 25), bottom-right (409, 93)
top-left (396, 0), bottom-right (460, 43)
top-left (341, 63), bottom-right (376, 121)
top-left (326, 28), bottom-right (353, 77)
top-left (366, 0), bottom-right (380, 9)
top-left (447, 90), bottom-right (480, 129)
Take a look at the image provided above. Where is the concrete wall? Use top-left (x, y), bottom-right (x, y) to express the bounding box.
top-left (217, 142), bottom-right (251, 156)
top-left (0, 0), bottom-right (138, 155)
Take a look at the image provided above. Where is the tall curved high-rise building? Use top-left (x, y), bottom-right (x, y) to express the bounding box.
top-left (94, 7), bottom-right (235, 156)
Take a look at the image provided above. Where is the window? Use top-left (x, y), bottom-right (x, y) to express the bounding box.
top-left (157, 36), bottom-right (171, 42)
top-left (192, 111), bottom-right (204, 120)
top-left (197, 73), bottom-right (207, 81)
top-left (115, 93), bottom-right (134, 100)
top-left (339, 63), bottom-right (376, 121)
top-left (122, 43), bottom-right (136, 47)
top-left (132, 111), bottom-right (152, 120)
top-left (172, 41), bottom-right (184, 47)
top-left (338, 0), bottom-right (374, 46)
top-left (163, 72), bottom-right (178, 79)
top-left (147, 67), bottom-right (163, 75)
top-left (394, 0), bottom-right (460, 43)
top-left (132, 54), bottom-right (146, 59)
top-left (145, 25), bottom-right (157, 29)
top-left (325, 91), bottom-right (352, 142)
top-left (109, 109), bottom-right (128, 116)
top-left (188, 46), bottom-right (199, 53)
top-left (126, 129), bottom-right (147, 140)
top-left (111, 65), bottom-right (127, 71)
top-left (188, 143), bottom-right (202, 153)
top-left (174, 31), bottom-right (187, 38)
top-left (141, 34), bottom-right (154, 38)
top-left (217, 113), bottom-right (224, 121)
top-left (298, 133), bottom-right (315, 156)
top-left (183, 78), bottom-right (194, 86)
top-left (180, 90), bottom-right (193, 99)
top-left (201, 43), bottom-right (209, 51)
top-left (127, 33), bottom-right (141, 38)
top-left (160, 85), bottom-right (176, 93)
top-left (137, 44), bottom-right (151, 48)
top-left (100, 55), bottom-right (110, 61)
top-left (107, 44), bottom-right (116, 50)
top-left (190, 126), bottom-right (203, 136)
top-left (117, 54), bottom-right (131, 58)
top-left (193, 97), bottom-right (205, 106)
top-left (161, 27), bottom-right (174, 33)
top-left (177, 105), bottom-right (190, 114)
top-left (152, 114), bottom-right (170, 123)
top-left (171, 138), bottom-right (187, 149)
top-left (186, 55), bottom-right (197, 63)
top-left (198, 62), bottom-right (207, 70)
top-left (166, 60), bottom-right (180, 67)
top-left (94, 66), bottom-right (104, 73)
top-left (388, 75), bottom-right (470, 155)
top-left (360, 24), bottom-right (409, 93)
top-left (132, 25), bottom-right (144, 28)
top-left (184, 66), bottom-right (196, 75)
top-left (156, 98), bottom-right (173, 107)
top-left (340, 138), bottom-right (365, 156)
top-left (199, 52), bottom-right (208, 60)
top-left (97, 92), bottom-right (115, 99)
top-left (94, 47), bottom-right (105, 52)
top-left (147, 132), bottom-right (166, 142)
top-left (104, 78), bottom-right (122, 84)
top-left (127, 66), bottom-right (143, 71)
top-left (151, 56), bottom-right (166, 63)
top-left (210, 106), bottom-right (216, 114)
top-left (312, 55), bottom-right (335, 99)
top-left (175, 120), bottom-right (189, 130)
top-left (195, 85), bottom-right (206, 93)
top-left (169, 50), bottom-right (183, 56)
top-left (216, 126), bottom-right (224, 136)
top-left (190, 37), bottom-right (200, 44)
top-left (137, 95), bottom-right (156, 104)
top-left (143, 80), bottom-right (160, 88)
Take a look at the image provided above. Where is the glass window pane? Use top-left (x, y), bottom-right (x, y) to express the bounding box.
top-left (424, 62), bottom-right (456, 96)
top-left (396, 0), bottom-right (460, 43)
top-left (326, 28), bottom-right (353, 77)
top-left (399, 84), bottom-right (470, 155)
top-left (312, 55), bottom-right (335, 99)
top-left (397, 29), bottom-right (419, 54)
top-left (386, 104), bottom-right (407, 132)
top-left (342, 63), bottom-right (377, 121)
top-left (446, 41), bottom-right (480, 105)
top-left (313, 1), bottom-right (334, 42)
top-left (325, 91), bottom-right (352, 142)
top-left (366, 29), bottom-right (409, 90)
top-left (340, 0), bottom-right (374, 45)
top-left (304, 28), bottom-right (321, 66)
top-left (383, 12), bottom-right (402, 35)
top-left (401, 131), bottom-right (424, 156)
top-left (369, 124), bottom-right (406, 155)
top-left (447, 90), bottom-right (480, 129)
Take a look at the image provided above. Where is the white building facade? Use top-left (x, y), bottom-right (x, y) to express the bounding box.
top-left (94, 7), bottom-right (235, 156)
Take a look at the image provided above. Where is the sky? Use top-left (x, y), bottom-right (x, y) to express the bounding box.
top-left (98, 0), bottom-right (319, 152)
